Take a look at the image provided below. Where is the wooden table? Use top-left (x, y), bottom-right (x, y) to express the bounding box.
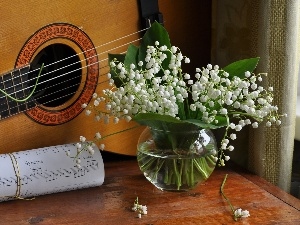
top-left (1, 159), bottom-right (300, 225)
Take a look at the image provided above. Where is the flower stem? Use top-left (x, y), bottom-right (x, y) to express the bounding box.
top-left (100, 125), bottom-right (141, 140)
top-left (190, 159), bottom-right (194, 187)
top-left (220, 174), bottom-right (237, 221)
top-left (193, 158), bottom-right (209, 179)
top-left (172, 159), bottom-right (181, 190)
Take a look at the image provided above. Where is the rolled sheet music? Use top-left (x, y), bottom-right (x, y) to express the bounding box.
top-left (0, 143), bottom-right (104, 202)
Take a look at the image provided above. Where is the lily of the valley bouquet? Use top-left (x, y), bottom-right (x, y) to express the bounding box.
top-left (74, 22), bottom-right (285, 202)
top-left (77, 21), bottom-right (285, 164)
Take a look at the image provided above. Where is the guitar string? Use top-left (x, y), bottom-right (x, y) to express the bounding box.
top-left (0, 26), bottom-right (145, 112)
top-left (0, 64), bottom-right (44, 103)
top-left (0, 36), bottom-right (141, 100)
top-left (3, 27), bottom-right (148, 84)
top-left (0, 34), bottom-right (142, 106)
top-left (0, 27), bottom-right (150, 117)
top-left (0, 56), bottom-right (112, 115)
top-left (28, 27), bottom-right (148, 75)
top-left (0, 53), bottom-right (116, 116)
top-left (0, 67), bottom-right (111, 117)
top-left (0, 42), bottom-right (131, 116)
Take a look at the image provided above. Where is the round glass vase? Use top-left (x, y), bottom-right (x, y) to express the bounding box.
top-left (137, 124), bottom-right (218, 191)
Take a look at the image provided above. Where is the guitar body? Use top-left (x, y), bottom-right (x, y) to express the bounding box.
top-left (0, 0), bottom-right (211, 156)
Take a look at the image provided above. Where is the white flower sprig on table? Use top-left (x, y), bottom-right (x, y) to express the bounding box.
top-left (132, 197), bottom-right (147, 218)
top-left (72, 21), bottom-right (286, 168)
top-left (220, 174), bottom-right (250, 221)
top-left (234, 208), bottom-right (250, 219)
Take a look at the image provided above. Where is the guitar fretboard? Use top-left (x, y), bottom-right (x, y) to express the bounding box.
top-left (0, 66), bottom-right (35, 119)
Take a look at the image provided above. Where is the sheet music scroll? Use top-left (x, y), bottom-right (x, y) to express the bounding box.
top-left (0, 143), bottom-right (104, 202)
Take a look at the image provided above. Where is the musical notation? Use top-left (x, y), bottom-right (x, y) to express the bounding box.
top-left (0, 143), bottom-right (104, 202)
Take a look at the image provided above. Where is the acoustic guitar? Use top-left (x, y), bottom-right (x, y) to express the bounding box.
top-left (0, 0), bottom-right (211, 156)
top-left (0, 0), bottom-right (149, 156)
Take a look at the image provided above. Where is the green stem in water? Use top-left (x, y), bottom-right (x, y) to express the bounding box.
top-left (190, 159), bottom-right (194, 187)
top-left (193, 158), bottom-right (209, 179)
top-left (166, 166), bottom-right (174, 185)
top-left (0, 64), bottom-right (44, 102)
top-left (172, 159), bottom-right (182, 190)
top-left (206, 155), bottom-right (216, 166)
top-left (179, 160), bottom-right (184, 187)
top-left (140, 156), bottom-right (157, 171)
top-left (151, 158), bottom-right (165, 181)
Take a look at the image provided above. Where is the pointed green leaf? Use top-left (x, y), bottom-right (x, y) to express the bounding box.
top-left (133, 113), bottom-right (182, 125)
top-left (133, 113), bottom-right (228, 130)
top-left (124, 44), bottom-right (139, 69)
top-left (138, 21), bottom-right (172, 72)
top-left (108, 53), bottom-right (125, 64)
top-left (223, 57), bottom-right (260, 79)
top-left (133, 113), bottom-right (197, 132)
top-left (213, 115), bottom-right (228, 127)
top-left (185, 118), bottom-right (227, 129)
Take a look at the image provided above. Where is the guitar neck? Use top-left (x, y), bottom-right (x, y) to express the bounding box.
top-left (0, 65), bottom-right (35, 119)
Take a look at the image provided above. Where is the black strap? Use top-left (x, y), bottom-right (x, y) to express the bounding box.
top-left (139, 0), bottom-right (164, 28)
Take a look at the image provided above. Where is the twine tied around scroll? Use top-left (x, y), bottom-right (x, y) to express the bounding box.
top-left (5, 153), bottom-right (35, 201)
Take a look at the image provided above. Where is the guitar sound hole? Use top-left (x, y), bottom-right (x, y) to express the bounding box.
top-left (29, 44), bottom-right (82, 107)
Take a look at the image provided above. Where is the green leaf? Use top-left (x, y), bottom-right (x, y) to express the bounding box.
top-left (124, 44), bottom-right (139, 69)
top-left (184, 118), bottom-right (226, 129)
top-left (133, 113), bottom-right (182, 125)
top-left (223, 57), bottom-right (260, 79)
top-left (108, 53), bottom-right (125, 64)
top-left (138, 21), bottom-right (172, 72)
top-left (133, 113), bottom-right (228, 130)
top-left (108, 53), bottom-right (125, 87)
top-left (213, 115), bottom-right (228, 127)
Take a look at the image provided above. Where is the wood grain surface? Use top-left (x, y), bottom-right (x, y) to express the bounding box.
top-left (0, 160), bottom-right (299, 225)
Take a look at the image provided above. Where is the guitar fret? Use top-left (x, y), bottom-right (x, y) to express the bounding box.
top-left (13, 67), bottom-right (31, 112)
top-left (0, 75), bottom-right (10, 119)
top-left (12, 70), bottom-right (23, 113)
top-left (3, 72), bottom-right (19, 116)
top-left (18, 67), bottom-right (30, 111)
top-left (21, 66), bottom-right (36, 110)
top-left (0, 65), bottom-right (32, 120)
